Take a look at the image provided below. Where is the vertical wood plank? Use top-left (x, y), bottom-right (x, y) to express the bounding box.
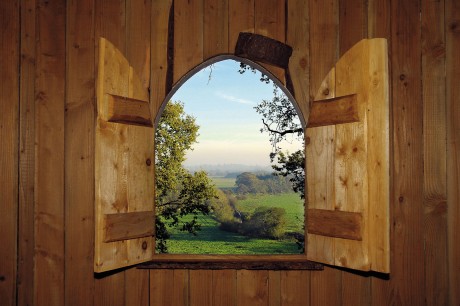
top-left (307, 3), bottom-right (340, 302)
top-left (446, 1), bottom-right (460, 305)
top-left (287, 0), bottom-right (310, 121)
top-left (124, 0), bottom-right (152, 303)
top-left (95, 273), bottom-right (125, 306)
top-left (94, 0), bottom-right (127, 297)
top-left (254, 0), bottom-right (285, 82)
top-left (0, 1), bottom-right (19, 304)
top-left (212, 270), bottom-right (237, 306)
top-left (35, 0), bottom-right (66, 304)
top-left (268, 271), bottom-right (280, 306)
top-left (173, 270), bottom-right (190, 306)
top-left (389, 0), bottom-right (424, 304)
top-left (367, 0), bottom-right (392, 303)
top-left (150, 270), bottom-right (174, 306)
top-left (338, 4), bottom-right (370, 303)
top-left (125, 268), bottom-right (149, 306)
top-left (237, 270), bottom-right (269, 306)
top-left (421, 0), bottom-right (448, 305)
top-left (151, 0), bottom-right (172, 115)
top-left (18, 0), bottom-right (37, 305)
top-left (229, 0), bottom-right (255, 51)
top-left (204, 0), bottom-right (229, 59)
top-left (280, 271), bottom-right (310, 306)
top-left (310, 267), bottom-right (341, 306)
top-left (65, 0), bottom-right (96, 305)
top-left (190, 270), bottom-right (213, 306)
top-left (339, 0), bottom-right (367, 56)
top-left (174, 0), bottom-right (204, 84)
top-left (341, 272), bottom-right (370, 306)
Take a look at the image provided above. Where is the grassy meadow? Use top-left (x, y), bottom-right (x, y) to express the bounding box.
top-left (162, 176), bottom-right (305, 255)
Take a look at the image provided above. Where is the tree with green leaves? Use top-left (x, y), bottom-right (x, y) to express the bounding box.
top-left (155, 101), bottom-right (217, 253)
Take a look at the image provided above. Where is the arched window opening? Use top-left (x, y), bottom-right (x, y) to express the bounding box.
top-left (154, 57), bottom-right (306, 255)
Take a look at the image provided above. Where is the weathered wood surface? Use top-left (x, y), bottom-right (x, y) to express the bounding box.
top-left (4, 0), bottom-right (457, 305)
top-left (308, 94), bottom-right (359, 128)
top-left (447, 1), bottom-right (460, 305)
top-left (0, 1), bottom-right (19, 305)
top-left (139, 261), bottom-right (323, 270)
top-left (17, 0), bottom-right (36, 305)
top-left (35, 0), bottom-right (66, 304)
top-left (234, 33), bottom-right (293, 69)
top-left (65, 0), bottom-right (96, 304)
top-left (95, 37), bottom-right (155, 272)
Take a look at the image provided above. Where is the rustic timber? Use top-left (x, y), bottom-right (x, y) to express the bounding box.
top-left (234, 32), bottom-right (293, 69)
top-left (307, 209), bottom-right (363, 240)
top-left (138, 261), bottom-right (324, 270)
top-left (308, 94), bottom-right (359, 128)
top-left (106, 94), bottom-right (153, 127)
top-left (104, 211), bottom-right (155, 242)
top-left (4, 1), bottom-right (458, 305)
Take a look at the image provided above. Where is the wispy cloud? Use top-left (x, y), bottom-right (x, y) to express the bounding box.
top-left (215, 91), bottom-right (254, 105)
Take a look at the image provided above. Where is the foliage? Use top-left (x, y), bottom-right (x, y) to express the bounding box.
top-left (155, 101), bottom-right (217, 252)
top-left (240, 206), bottom-right (287, 239)
top-left (238, 64), bottom-right (305, 199)
top-left (234, 171), bottom-right (292, 195)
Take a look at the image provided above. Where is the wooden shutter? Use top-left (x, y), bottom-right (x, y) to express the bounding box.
top-left (94, 38), bottom-right (155, 273)
top-left (306, 39), bottom-right (390, 273)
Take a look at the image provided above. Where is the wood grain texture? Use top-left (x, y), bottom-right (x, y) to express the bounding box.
top-left (173, 0), bottom-right (204, 84)
top-left (204, 0), bottom-right (229, 58)
top-left (422, 0), bottom-right (448, 305)
top-left (280, 271), bottom-right (310, 306)
top-left (125, 269), bottom-right (149, 306)
top-left (35, 0), bottom-right (66, 304)
top-left (237, 270), bottom-right (269, 306)
top-left (104, 211), bottom-right (155, 242)
top-left (308, 94), bottom-right (359, 128)
top-left (287, 0), bottom-right (310, 122)
top-left (65, 0), bottom-right (96, 304)
top-left (306, 0), bottom-right (339, 269)
top-left (342, 272), bottom-right (370, 306)
top-left (18, 0), bottom-right (37, 305)
top-left (446, 1), bottom-right (460, 305)
top-left (212, 270), bottom-right (237, 306)
top-left (229, 0), bottom-right (254, 52)
top-left (390, 0), bottom-right (425, 304)
top-left (255, 0), bottom-right (285, 82)
top-left (339, 0), bottom-right (367, 56)
top-left (172, 270), bottom-right (190, 306)
top-left (367, 0), bottom-right (392, 303)
top-left (308, 209), bottom-right (363, 240)
top-left (190, 270), bottom-right (213, 306)
top-left (310, 267), bottom-right (341, 306)
top-left (95, 272), bottom-right (125, 306)
top-left (0, 1), bottom-right (19, 304)
top-left (106, 94), bottom-right (153, 127)
top-left (150, 269), bottom-right (174, 306)
top-left (151, 0), bottom-right (172, 115)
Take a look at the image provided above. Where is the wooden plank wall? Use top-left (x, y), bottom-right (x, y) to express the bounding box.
top-left (1, 0), bottom-right (458, 305)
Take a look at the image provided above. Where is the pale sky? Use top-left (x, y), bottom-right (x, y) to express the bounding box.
top-left (169, 59), bottom-right (302, 167)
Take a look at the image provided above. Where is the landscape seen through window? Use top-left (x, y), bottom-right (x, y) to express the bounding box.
top-left (155, 59), bottom-right (305, 255)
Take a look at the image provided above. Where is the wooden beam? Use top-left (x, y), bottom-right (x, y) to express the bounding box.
top-left (308, 209), bottom-right (363, 241)
top-left (104, 211), bottom-right (155, 243)
top-left (307, 94), bottom-right (359, 128)
top-left (235, 32), bottom-right (292, 69)
top-left (138, 261), bottom-right (324, 270)
top-left (106, 94), bottom-right (152, 127)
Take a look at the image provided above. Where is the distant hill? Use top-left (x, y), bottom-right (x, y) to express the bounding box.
top-left (184, 164), bottom-right (272, 177)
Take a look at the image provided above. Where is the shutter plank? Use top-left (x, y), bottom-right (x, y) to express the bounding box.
top-left (307, 209), bottom-right (363, 240)
top-left (104, 212), bottom-right (155, 242)
top-left (307, 39), bottom-right (389, 273)
top-left (95, 38), bottom-right (155, 272)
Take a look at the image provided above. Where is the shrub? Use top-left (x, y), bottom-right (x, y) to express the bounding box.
top-left (240, 206), bottom-right (287, 239)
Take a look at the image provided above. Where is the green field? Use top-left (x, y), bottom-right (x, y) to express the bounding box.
top-left (210, 176), bottom-right (236, 190)
top-left (162, 192), bottom-right (305, 255)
